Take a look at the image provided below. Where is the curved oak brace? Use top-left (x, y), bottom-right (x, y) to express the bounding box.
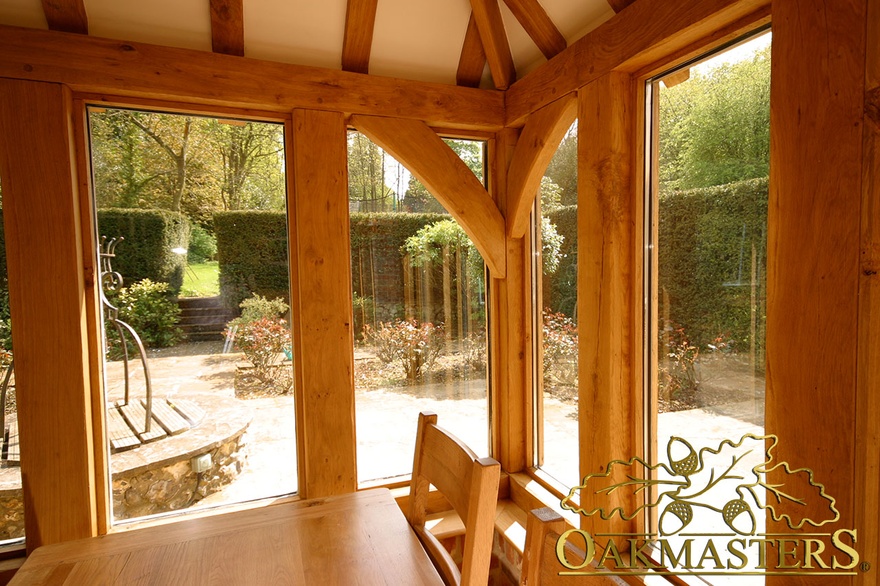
top-left (506, 95), bottom-right (577, 238)
top-left (351, 114), bottom-right (507, 278)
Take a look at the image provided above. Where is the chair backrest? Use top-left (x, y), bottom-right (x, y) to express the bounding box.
top-left (521, 508), bottom-right (627, 586)
top-left (409, 411), bottom-right (501, 586)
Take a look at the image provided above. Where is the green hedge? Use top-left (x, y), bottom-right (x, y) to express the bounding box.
top-left (214, 211), bottom-right (291, 309)
top-left (658, 177), bottom-right (767, 353)
top-left (544, 206), bottom-right (577, 318)
top-left (540, 179), bottom-right (767, 356)
top-left (97, 209), bottom-right (190, 294)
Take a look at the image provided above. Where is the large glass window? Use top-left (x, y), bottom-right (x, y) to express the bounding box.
top-left (0, 177), bottom-right (22, 545)
top-left (648, 31), bottom-right (770, 578)
top-left (88, 107), bottom-right (296, 523)
top-left (534, 122), bottom-right (579, 490)
top-left (348, 132), bottom-right (489, 484)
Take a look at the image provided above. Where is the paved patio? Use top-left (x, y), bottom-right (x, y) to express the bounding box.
top-left (2, 341), bottom-right (765, 529)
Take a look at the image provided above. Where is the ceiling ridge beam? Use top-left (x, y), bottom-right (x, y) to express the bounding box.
top-left (210, 0), bottom-right (245, 57)
top-left (41, 0), bottom-right (88, 35)
top-left (457, 12), bottom-right (487, 87)
top-left (470, 0), bottom-right (516, 90)
top-left (342, 0), bottom-right (379, 74)
top-left (0, 25), bottom-right (505, 130)
top-left (501, 0), bottom-right (566, 59)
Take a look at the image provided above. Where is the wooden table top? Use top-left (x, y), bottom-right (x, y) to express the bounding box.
top-left (10, 488), bottom-right (445, 585)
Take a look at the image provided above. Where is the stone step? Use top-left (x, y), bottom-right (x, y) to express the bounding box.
top-left (178, 314), bottom-right (236, 327)
top-left (177, 296), bottom-right (229, 310)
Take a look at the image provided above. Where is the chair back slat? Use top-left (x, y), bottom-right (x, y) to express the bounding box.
top-left (409, 411), bottom-right (501, 586)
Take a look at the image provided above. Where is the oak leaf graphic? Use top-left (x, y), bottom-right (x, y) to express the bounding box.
top-left (561, 433), bottom-right (840, 535)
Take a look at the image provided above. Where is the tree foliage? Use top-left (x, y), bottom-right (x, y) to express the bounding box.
top-left (348, 132), bottom-right (395, 211)
top-left (659, 46), bottom-right (770, 191)
top-left (89, 109), bottom-right (286, 227)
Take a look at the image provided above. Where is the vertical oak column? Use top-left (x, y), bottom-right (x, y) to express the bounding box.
top-left (857, 0), bottom-right (880, 580)
top-left (577, 72), bottom-right (639, 535)
top-left (491, 128), bottom-right (531, 472)
top-left (767, 2), bottom-right (866, 582)
top-left (0, 79), bottom-right (97, 550)
top-left (289, 109), bottom-right (357, 497)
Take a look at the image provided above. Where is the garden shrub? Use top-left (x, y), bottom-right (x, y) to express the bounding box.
top-left (658, 325), bottom-right (700, 401)
top-left (230, 294), bottom-right (289, 325)
top-left (97, 209), bottom-right (191, 294)
top-left (230, 317), bottom-right (292, 386)
top-left (225, 293), bottom-right (292, 390)
top-left (105, 279), bottom-right (183, 356)
top-left (187, 224), bottom-right (217, 264)
top-left (364, 319), bottom-right (444, 380)
top-left (542, 310), bottom-right (578, 388)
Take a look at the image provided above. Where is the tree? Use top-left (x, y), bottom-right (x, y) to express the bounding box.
top-left (205, 120), bottom-right (285, 212)
top-left (545, 124), bottom-right (577, 206)
top-left (348, 132), bottom-right (395, 211)
top-left (659, 46), bottom-right (771, 191)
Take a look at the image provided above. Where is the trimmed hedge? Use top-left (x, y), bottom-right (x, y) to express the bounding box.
top-left (658, 177), bottom-right (767, 353)
top-left (544, 206), bottom-right (577, 318)
top-left (541, 178), bottom-right (767, 357)
top-left (97, 209), bottom-right (191, 294)
top-left (214, 211), bottom-right (292, 309)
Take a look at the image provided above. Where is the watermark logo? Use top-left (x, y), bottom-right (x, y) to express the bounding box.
top-left (554, 434), bottom-right (864, 578)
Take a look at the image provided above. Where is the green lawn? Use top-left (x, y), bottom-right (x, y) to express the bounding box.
top-left (180, 261), bottom-right (220, 297)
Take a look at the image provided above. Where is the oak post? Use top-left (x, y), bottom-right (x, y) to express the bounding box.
top-left (0, 79), bottom-right (98, 550)
top-left (289, 109), bottom-right (357, 497)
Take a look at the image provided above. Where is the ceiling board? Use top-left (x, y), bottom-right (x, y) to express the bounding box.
top-left (0, 0), bottom-right (47, 29)
top-left (87, 0), bottom-right (211, 52)
top-left (370, 0), bottom-right (469, 84)
top-left (245, 0), bottom-right (346, 69)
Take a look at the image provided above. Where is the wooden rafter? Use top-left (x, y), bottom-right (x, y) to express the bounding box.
top-left (342, 0), bottom-right (379, 74)
top-left (456, 13), bottom-right (486, 87)
top-left (40, 0), bottom-right (87, 35)
top-left (607, 0), bottom-right (636, 12)
top-left (501, 0), bottom-right (566, 59)
top-left (470, 0), bottom-right (516, 90)
top-left (210, 0), bottom-right (244, 56)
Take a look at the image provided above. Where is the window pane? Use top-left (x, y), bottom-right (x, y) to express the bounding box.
top-left (651, 32), bottom-right (769, 572)
top-left (349, 132), bottom-right (489, 483)
top-left (536, 122), bottom-right (579, 490)
top-left (89, 108), bottom-right (296, 523)
top-left (0, 178), bottom-right (23, 545)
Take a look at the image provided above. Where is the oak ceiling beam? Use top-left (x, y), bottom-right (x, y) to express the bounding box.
top-left (41, 0), bottom-right (88, 35)
top-left (210, 0), bottom-right (244, 56)
top-left (351, 115), bottom-right (507, 278)
top-left (470, 0), bottom-right (516, 90)
top-left (606, 0), bottom-right (636, 12)
top-left (342, 0), bottom-right (379, 74)
top-left (456, 13), bottom-right (486, 87)
top-left (506, 95), bottom-right (576, 238)
top-left (506, 0), bottom-right (770, 124)
top-left (501, 0), bottom-right (566, 59)
top-left (0, 25), bottom-right (504, 130)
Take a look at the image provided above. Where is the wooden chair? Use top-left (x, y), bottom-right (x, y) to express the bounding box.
top-left (521, 507), bottom-right (628, 585)
top-left (408, 411), bottom-right (501, 586)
